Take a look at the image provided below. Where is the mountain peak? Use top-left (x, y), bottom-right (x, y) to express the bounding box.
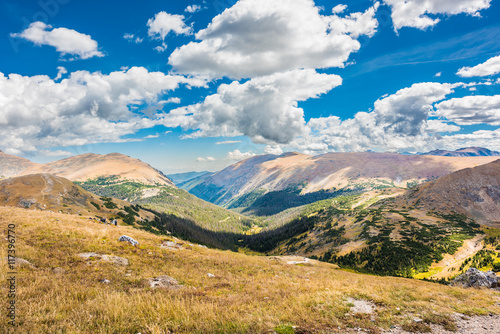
top-left (421, 147), bottom-right (500, 157)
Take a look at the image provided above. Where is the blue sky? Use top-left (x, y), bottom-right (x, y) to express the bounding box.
top-left (1, 0), bottom-right (500, 173)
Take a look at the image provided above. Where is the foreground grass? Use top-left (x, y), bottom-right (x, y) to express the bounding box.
top-left (1, 207), bottom-right (499, 333)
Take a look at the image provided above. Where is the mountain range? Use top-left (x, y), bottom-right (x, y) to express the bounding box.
top-left (421, 147), bottom-right (500, 157)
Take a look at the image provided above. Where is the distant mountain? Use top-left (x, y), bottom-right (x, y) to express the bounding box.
top-left (177, 172), bottom-right (215, 191)
top-left (0, 173), bottom-right (154, 222)
top-left (421, 147), bottom-right (500, 157)
top-left (403, 158), bottom-right (500, 225)
top-left (167, 171), bottom-right (212, 185)
top-left (0, 151), bottom-right (39, 178)
top-left (188, 151), bottom-right (499, 214)
top-left (0, 152), bottom-right (174, 186)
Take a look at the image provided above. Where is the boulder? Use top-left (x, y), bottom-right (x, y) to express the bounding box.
top-left (451, 268), bottom-right (499, 288)
top-left (118, 235), bottom-right (139, 246)
top-left (145, 275), bottom-right (182, 290)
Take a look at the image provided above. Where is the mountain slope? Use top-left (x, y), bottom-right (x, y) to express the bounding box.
top-left (0, 150), bottom-right (39, 179)
top-left (0, 173), bottom-right (154, 222)
top-left (189, 152), bottom-right (499, 212)
top-left (167, 171), bottom-right (212, 185)
top-left (1, 206), bottom-right (498, 333)
top-left (422, 147), bottom-right (500, 157)
top-left (25, 153), bottom-right (175, 186)
top-left (403, 158), bottom-right (500, 225)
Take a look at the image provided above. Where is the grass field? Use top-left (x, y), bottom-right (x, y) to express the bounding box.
top-left (1, 206), bottom-right (499, 333)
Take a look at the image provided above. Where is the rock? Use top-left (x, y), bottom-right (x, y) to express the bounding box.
top-left (52, 267), bottom-right (65, 274)
top-left (451, 268), bottom-right (499, 288)
top-left (145, 275), bottom-right (182, 290)
top-left (160, 241), bottom-right (183, 250)
top-left (207, 273), bottom-right (215, 278)
top-left (100, 279), bottom-right (110, 284)
top-left (118, 235), bottom-right (139, 246)
top-left (101, 255), bottom-right (129, 266)
top-left (7, 257), bottom-right (35, 268)
top-left (78, 252), bottom-right (100, 259)
top-left (78, 253), bottom-right (129, 266)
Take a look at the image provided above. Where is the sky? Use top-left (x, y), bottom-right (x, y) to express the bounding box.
top-left (1, 0), bottom-right (500, 173)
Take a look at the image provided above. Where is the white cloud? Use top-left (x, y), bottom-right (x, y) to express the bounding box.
top-left (290, 82), bottom-right (462, 153)
top-left (0, 67), bottom-right (205, 155)
top-left (332, 4), bottom-right (347, 14)
top-left (457, 55), bottom-right (500, 77)
top-left (197, 156), bottom-right (216, 162)
top-left (215, 140), bottom-right (241, 145)
top-left (329, 2), bottom-right (379, 38)
top-left (54, 66), bottom-right (67, 81)
top-left (160, 97), bottom-right (181, 104)
top-left (264, 145), bottom-right (283, 155)
top-left (169, 0), bottom-right (379, 79)
top-left (147, 11), bottom-right (192, 40)
top-left (163, 69), bottom-right (342, 144)
top-left (435, 72), bottom-right (442, 77)
top-left (435, 95), bottom-right (500, 125)
top-left (11, 21), bottom-right (103, 59)
top-left (383, 0), bottom-right (491, 31)
top-left (145, 134), bottom-right (160, 139)
top-left (185, 5), bottom-right (202, 13)
top-left (124, 33), bottom-right (143, 44)
top-left (39, 149), bottom-right (73, 157)
top-left (227, 149), bottom-right (256, 161)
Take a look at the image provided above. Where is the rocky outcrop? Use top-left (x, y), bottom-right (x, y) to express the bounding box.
top-left (450, 268), bottom-right (499, 289)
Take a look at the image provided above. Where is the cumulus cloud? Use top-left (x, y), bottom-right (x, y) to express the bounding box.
top-left (227, 149), bottom-right (256, 161)
top-left (163, 69), bottom-right (342, 144)
top-left (457, 55), bottom-right (500, 77)
top-left (290, 82), bottom-right (462, 153)
top-left (147, 11), bottom-right (192, 40)
top-left (0, 67), bottom-right (205, 155)
top-left (264, 145), bottom-right (283, 155)
top-left (169, 0), bottom-right (379, 79)
top-left (435, 95), bottom-right (500, 125)
top-left (11, 21), bottom-right (104, 59)
top-left (216, 140), bottom-right (241, 145)
top-left (145, 134), bottom-right (160, 139)
top-left (383, 0), bottom-right (491, 31)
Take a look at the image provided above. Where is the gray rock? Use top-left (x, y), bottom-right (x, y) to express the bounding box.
top-left (118, 235), bottom-right (139, 246)
top-left (78, 253), bottom-right (129, 266)
top-left (145, 275), bottom-right (182, 290)
top-left (451, 268), bottom-right (499, 288)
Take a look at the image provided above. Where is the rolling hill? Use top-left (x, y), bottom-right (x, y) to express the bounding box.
top-left (0, 150), bottom-right (39, 179)
top-left (0, 173), bottom-right (155, 222)
top-left (188, 151), bottom-right (499, 215)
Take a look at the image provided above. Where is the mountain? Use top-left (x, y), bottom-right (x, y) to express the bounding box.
top-left (167, 171), bottom-right (212, 185)
top-left (0, 151), bottom-right (174, 186)
top-left (0, 173), bottom-right (154, 222)
top-left (422, 147), bottom-right (500, 157)
top-left (403, 158), bottom-right (500, 225)
top-left (26, 153), bottom-right (175, 186)
top-left (0, 151), bottom-right (39, 179)
top-left (189, 151), bottom-right (499, 214)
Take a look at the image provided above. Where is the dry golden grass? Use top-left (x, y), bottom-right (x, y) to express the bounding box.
top-left (1, 206), bottom-right (499, 333)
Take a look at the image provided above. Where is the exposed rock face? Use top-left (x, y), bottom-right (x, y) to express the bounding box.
top-left (145, 275), bottom-right (182, 289)
top-left (451, 268), bottom-right (499, 289)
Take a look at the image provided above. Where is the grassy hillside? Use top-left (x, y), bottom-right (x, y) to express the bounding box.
top-left (1, 206), bottom-right (499, 333)
top-left (76, 176), bottom-right (257, 233)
